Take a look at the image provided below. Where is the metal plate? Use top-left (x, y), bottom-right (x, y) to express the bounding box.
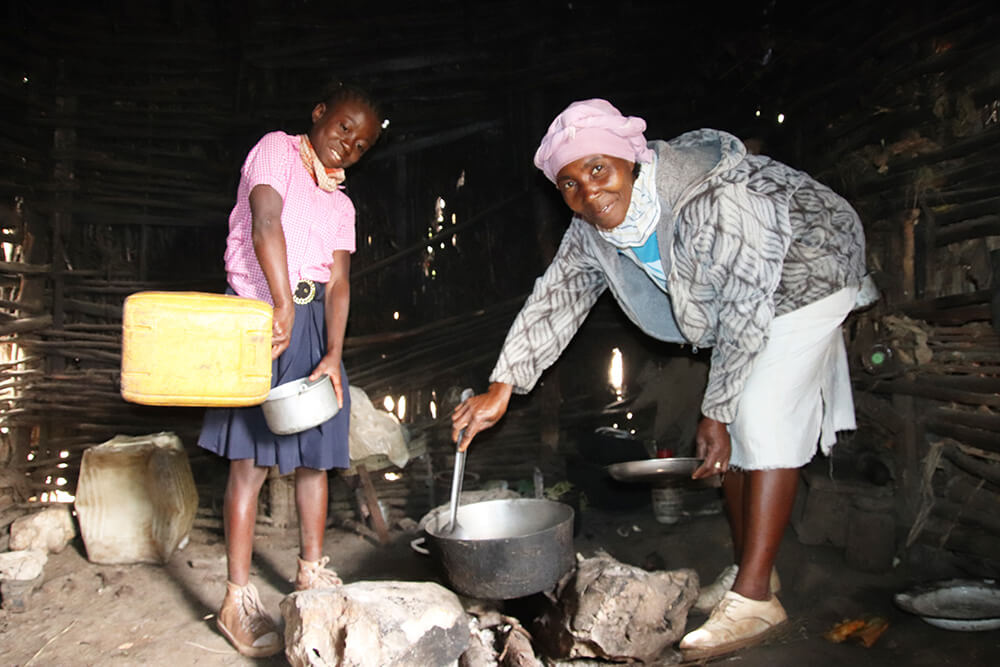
top-left (606, 457), bottom-right (704, 483)
top-left (894, 579), bottom-right (1000, 631)
top-left (920, 616), bottom-right (1000, 632)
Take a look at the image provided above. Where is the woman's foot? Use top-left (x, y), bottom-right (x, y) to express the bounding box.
top-left (692, 564), bottom-right (782, 614)
top-left (216, 581), bottom-right (283, 658)
top-left (295, 555), bottom-right (343, 591)
top-left (680, 590), bottom-right (787, 659)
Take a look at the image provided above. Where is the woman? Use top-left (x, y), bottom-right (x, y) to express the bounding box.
top-left (451, 99), bottom-right (869, 658)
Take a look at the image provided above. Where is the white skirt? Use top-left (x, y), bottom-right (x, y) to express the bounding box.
top-left (727, 286), bottom-right (859, 470)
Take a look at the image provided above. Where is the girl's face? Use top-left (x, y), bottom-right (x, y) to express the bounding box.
top-left (309, 98), bottom-right (380, 170)
top-left (555, 154), bottom-right (636, 230)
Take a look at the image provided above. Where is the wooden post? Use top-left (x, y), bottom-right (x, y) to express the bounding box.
top-left (356, 464), bottom-right (390, 544)
top-left (266, 465), bottom-right (296, 529)
top-left (539, 378), bottom-right (561, 451)
top-left (526, 89), bottom-right (563, 453)
top-left (901, 208), bottom-right (918, 301)
top-left (893, 393), bottom-right (921, 540)
top-left (49, 74), bottom-right (76, 373)
top-left (990, 249), bottom-right (1000, 332)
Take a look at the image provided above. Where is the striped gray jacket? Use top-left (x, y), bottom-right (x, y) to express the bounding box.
top-left (490, 130), bottom-right (866, 423)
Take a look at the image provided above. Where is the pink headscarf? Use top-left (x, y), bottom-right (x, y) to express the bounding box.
top-left (533, 98), bottom-right (654, 183)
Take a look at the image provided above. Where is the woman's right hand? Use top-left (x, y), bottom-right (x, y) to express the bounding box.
top-left (451, 382), bottom-right (513, 451)
top-left (271, 301), bottom-right (294, 359)
top-left (692, 416), bottom-right (731, 479)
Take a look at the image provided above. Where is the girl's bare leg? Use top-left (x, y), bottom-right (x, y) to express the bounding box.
top-left (295, 467), bottom-right (328, 561)
top-left (224, 458), bottom-right (270, 585)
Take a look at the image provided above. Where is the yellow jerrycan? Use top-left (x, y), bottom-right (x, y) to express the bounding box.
top-left (121, 291), bottom-right (272, 406)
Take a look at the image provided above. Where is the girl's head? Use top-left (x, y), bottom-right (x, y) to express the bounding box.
top-left (534, 99), bottom-right (653, 230)
top-left (309, 84), bottom-right (384, 170)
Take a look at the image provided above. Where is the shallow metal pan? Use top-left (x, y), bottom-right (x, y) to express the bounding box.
top-left (894, 579), bottom-right (1000, 631)
top-left (606, 457), bottom-right (717, 485)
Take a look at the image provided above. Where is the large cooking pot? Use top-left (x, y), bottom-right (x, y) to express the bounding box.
top-left (418, 498), bottom-right (575, 600)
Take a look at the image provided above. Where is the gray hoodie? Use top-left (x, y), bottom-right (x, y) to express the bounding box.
top-left (490, 129), bottom-right (867, 423)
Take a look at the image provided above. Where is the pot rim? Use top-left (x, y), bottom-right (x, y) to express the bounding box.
top-left (264, 374), bottom-right (333, 403)
top-left (423, 497), bottom-right (574, 541)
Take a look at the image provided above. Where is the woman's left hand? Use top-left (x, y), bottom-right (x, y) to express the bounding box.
top-left (692, 416), bottom-right (731, 479)
top-left (309, 354), bottom-right (344, 409)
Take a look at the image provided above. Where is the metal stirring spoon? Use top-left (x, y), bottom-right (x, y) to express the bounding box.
top-left (445, 387), bottom-right (475, 533)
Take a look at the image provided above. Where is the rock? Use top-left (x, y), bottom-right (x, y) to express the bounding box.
top-left (461, 606), bottom-right (542, 667)
top-left (9, 505), bottom-right (76, 553)
top-left (281, 580), bottom-right (470, 667)
top-left (535, 553), bottom-right (698, 664)
top-left (459, 620), bottom-right (498, 667)
top-left (0, 549), bottom-right (47, 581)
top-left (348, 386), bottom-right (410, 468)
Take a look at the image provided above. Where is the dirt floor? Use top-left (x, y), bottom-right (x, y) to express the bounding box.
top-left (1, 492), bottom-right (998, 666)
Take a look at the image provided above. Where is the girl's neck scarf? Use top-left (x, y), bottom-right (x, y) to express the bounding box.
top-left (597, 152), bottom-right (661, 248)
top-left (299, 135), bottom-right (345, 192)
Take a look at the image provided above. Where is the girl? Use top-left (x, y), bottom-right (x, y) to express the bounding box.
top-left (198, 84), bottom-right (382, 658)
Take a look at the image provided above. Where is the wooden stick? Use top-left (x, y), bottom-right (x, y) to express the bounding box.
top-left (355, 464), bottom-right (390, 544)
top-left (0, 316), bottom-right (53, 336)
top-left (925, 420), bottom-right (1000, 453)
top-left (0, 260), bottom-right (51, 275)
top-left (23, 620), bottom-right (76, 666)
top-left (941, 443), bottom-right (1000, 486)
top-left (870, 378), bottom-right (1000, 408)
top-left (928, 407), bottom-right (1000, 433)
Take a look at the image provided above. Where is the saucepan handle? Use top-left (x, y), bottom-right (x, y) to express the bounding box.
top-left (410, 536), bottom-right (429, 556)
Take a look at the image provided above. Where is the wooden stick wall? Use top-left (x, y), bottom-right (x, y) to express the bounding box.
top-left (0, 2), bottom-right (997, 564)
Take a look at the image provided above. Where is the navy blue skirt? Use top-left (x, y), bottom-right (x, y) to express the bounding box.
top-left (197, 283), bottom-right (351, 474)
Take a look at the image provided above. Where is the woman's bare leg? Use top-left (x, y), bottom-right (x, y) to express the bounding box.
top-left (721, 470), bottom-right (746, 562)
top-left (295, 467), bottom-right (328, 561)
top-left (730, 468), bottom-right (799, 600)
top-left (224, 459), bottom-right (270, 585)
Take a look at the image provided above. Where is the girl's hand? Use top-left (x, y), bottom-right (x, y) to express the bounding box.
top-left (451, 382), bottom-right (512, 451)
top-left (309, 353), bottom-right (344, 409)
top-left (271, 301), bottom-right (294, 359)
top-left (692, 416), bottom-right (731, 479)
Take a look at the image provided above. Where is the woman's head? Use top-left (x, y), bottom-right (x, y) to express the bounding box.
top-left (533, 99), bottom-right (653, 229)
top-left (309, 84), bottom-right (383, 170)
top-left (533, 99), bottom-right (652, 183)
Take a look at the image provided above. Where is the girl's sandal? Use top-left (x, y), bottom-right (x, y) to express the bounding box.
top-left (295, 555), bottom-right (343, 591)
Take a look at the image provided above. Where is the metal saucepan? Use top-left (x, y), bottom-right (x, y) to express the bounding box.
top-left (261, 375), bottom-right (339, 435)
top-left (417, 498), bottom-right (575, 600)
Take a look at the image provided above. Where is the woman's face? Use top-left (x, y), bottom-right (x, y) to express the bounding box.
top-left (555, 154), bottom-right (636, 230)
top-left (309, 98), bottom-right (380, 170)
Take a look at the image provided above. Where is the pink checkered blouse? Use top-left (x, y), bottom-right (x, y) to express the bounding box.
top-left (223, 131), bottom-right (356, 305)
